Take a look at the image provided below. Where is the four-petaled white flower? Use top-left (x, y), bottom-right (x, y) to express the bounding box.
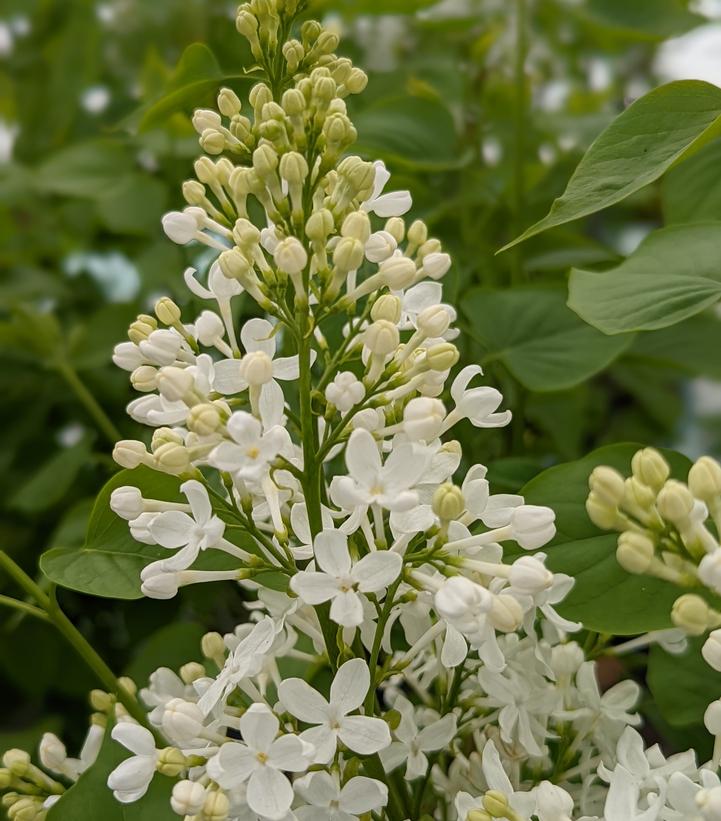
top-left (361, 160), bottom-right (412, 218)
top-left (294, 771), bottom-right (388, 821)
top-left (443, 365), bottom-right (512, 432)
top-left (207, 703), bottom-right (315, 821)
top-left (278, 658), bottom-right (391, 763)
top-left (290, 529), bottom-right (402, 627)
top-left (107, 723), bottom-right (158, 804)
top-left (209, 411), bottom-right (289, 482)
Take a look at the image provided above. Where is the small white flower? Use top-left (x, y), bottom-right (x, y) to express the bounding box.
top-left (209, 411), bottom-right (289, 482)
top-left (444, 365), bottom-right (512, 431)
top-left (295, 771), bottom-right (388, 820)
top-left (279, 658), bottom-right (391, 763)
top-left (361, 160), bottom-right (412, 218)
top-left (325, 371), bottom-right (365, 413)
top-left (107, 723), bottom-right (158, 804)
top-left (291, 529), bottom-right (402, 627)
top-left (510, 505), bottom-right (556, 550)
top-left (206, 704), bottom-right (314, 821)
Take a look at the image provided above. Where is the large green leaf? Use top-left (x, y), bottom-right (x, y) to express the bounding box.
top-left (521, 443), bottom-right (699, 634)
top-left (579, 0), bottom-right (704, 40)
top-left (631, 313), bottom-right (721, 380)
top-left (47, 721), bottom-right (175, 820)
top-left (663, 137), bottom-right (721, 224)
top-left (125, 622), bottom-right (205, 685)
top-left (35, 140), bottom-right (134, 199)
top-left (353, 96), bottom-right (460, 169)
top-left (461, 288), bottom-right (633, 391)
top-left (568, 222), bottom-right (721, 334)
top-left (647, 638), bottom-right (718, 728)
top-left (40, 466), bottom-right (181, 600)
top-left (502, 81), bottom-right (721, 250)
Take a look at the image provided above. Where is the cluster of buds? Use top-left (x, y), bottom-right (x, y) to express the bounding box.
top-left (587, 448), bottom-right (721, 640)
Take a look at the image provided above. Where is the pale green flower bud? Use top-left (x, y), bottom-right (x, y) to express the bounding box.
top-left (0, 769), bottom-right (11, 789)
top-left (379, 256), bottom-right (416, 290)
top-left (229, 114), bottom-right (252, 142)
top-left (204, 790), bottom-right (231, 821)
top-left (281, 88), bottom-right (306, 117)
top-left (236, 10), bottom-right (259, 39)
top-left (407, 219), bottom-right (428, 248)
top-left (182, 179), bottom-right (206, 206)
top-left (90, 689), bottom-right (114, 712)
top-left (113, 440), bottom-right (149, 469)
top-left (306, 209), bottom-right (334, 241)
top-left (656, 480), bottom-right (695, 523)
top-left (217, 87), bottom-right (241, 118)
top-left (341, 210), bottom-right (371, 242)
top-left (232, 218), bottom-right (261, 248)
top-left (154, 442), bottom-right (191, 475)
top-left (202, 631), bottom-right (226, 664)
top-left (130, 365), bottom-right (158, 392)
top-left (624, 476), bottom-right (657, 511)
top-left (333, 237), bottom-right (365, 271)
top-left (179, 662), bottom-right (207, 684)
top-left (588, 465), bottom-right (625, 508)
top-left (385, 217), bottom-right (405, 242)
top-left (632, 447), bottom-right (670, 491)
top-left (128, 315), bottom-right (157, 343)
top-left (219, 248), bottom-right (253, 281)
top-left (585, 491), bottom-right (619, 530)
top-left (152, 427), bottom-right (184, 450)
top-left (490, 594), bottom-right (524, 633)
top-left (616, 532), bottom-right (655, 575)
top-left (279, 151), bottom-right (309, 185)
top-left (672, 594), bottom-right (712, 636)
top-left (483, 791), bottom-right (511, 817)
top-left (364, 320), bottom-right (399, 356)
top-left (274, 237), bottom-right (308, 275)
top-left (2, 751), bottom-right (29, 778)
top-left (345, 67), bottom-right (368, 94)
top-left (331, 58), bottom-right (353, 84)
top-left (187, 403), bottom-right (222, 436)
top-left (157, 747), bottom-right (187, 777)
top-left (249, 83), bottom-right (273, 117)
top-left (252, 144), bottom-right (279, 178)
top-left (432, 483), bottom-right (464, 521)
top-left (200, 128), bottom-right (226, 155)
top-left (301, 20), bottom-right (322, 45)
top-left (194, 156), bottom-right (218, 184)
top-left (426, 342), bottom-right (459, 371)
top-left (371, 294), bottom-right (402, 324)
top-left (8, 797), bottom-right (43, 821)
top-left (324, 113), bottom-right (354, 147)
top-left (192, 109), bottom-right (221, 134)
top-left (282, 39), bottom-right (304, 72)
top-left (314, 31), bottom-right (339, 55)
top-left (690, 456), bottom-right (721, 502)
top-left (154, 297), bottom-right (181, 326)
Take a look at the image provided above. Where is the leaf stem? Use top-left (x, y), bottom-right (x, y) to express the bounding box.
top-left (55, 361), bottom-right (122, 445)
top-left (0, 593), bottom-right (50, 622)
top-left (511, 0), bottom-right (528, 284)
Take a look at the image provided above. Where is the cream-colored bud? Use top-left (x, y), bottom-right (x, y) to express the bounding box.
top-left (194, 156), bottom-right (218, 184)
top-left (192, 108), bottom-right (221, 134)
top-left (342, 210), bottom-right (371, 242)
top-left (282, 39), bottom-right (304, 72)
top-left (281, 87), bottom-right (306, 116)
top-left (585, 491), bottom-right (619, 530)
top-left (218, 248), bottom-right (253, 281)
top-left (301, 19), bottom-right (322, 44)
top-left (274, 237), bottom-right (308, 275)
top-left (154, 297), bottom-right (181, 326)
top-left (200, 128), bottom-right (226, 155)
top-left (385, 217), bottom-right (405, 242)
top-left (589, 466), bottom-right (625, 508)
top-left (131, 365), bottom-right (158, 392)
top-left (306, 208), bottom-right (335, 241)
top-left (202, 631), bottom-right (226, 662)
top-left (179, 662), bottom-right (207, 684)
top-left (154, 442), bottom-right (191, 474)
top-left (490, 595), bottom-right (524, 633)
top-left (379, 256), bottom-right (417, 290)
top-left (656, 480), bottom-right (695, 523)
top-left (632, 447), bottom-right (670, 491)
top-left (157, 747), bottom-right (187, 777)
top-left (236, 9), bottom-right (259, 39)
top-left (252, 144), bottom-right (279, 178)
top-left (203, 790), bottom-right (231, 821)
top-left (705, 699), bottom-right (721, 735)
top-left (417, 305), bottom-right (451, 337)
top-left (8, 797), bottom-right (42, 821)
top-left (616, 531), bottom-right (655, 575)
top-left (187, 403), bottom-right (222, 436)
top-left (182, 179), bottom-right (206, 206)
top-left (345, 67), bottom-right (368, 94)
top-left (483, 790), bottom-right (511, 818)
top-left (333, 237), bottom-right (365, 271)
top-left (690, 456), bottom-right (721, 502)
top-left (279, 151), bottom-right (309, 185)
top-left (151, 427), bottom-right (183, 450)
top-left (426, 342), bottom-right (459, 371)
top-left (314, 30), bottom-right (339, 55)
top-left (419, 238), bottom-right (442, 258)
top-left (128, 314), bottom-right (157, 343)
top-left (432, 483), bottom-right (465, 521)
top-left (371, 294), bottom-right (401, 324)
top-left (313, 75), bottom-right (336, 105)
top-left (422, 251), bottom-right (452, 280)
top-left (233, 217), bottom-right (261, 248)
top-left (364, 321), bottom-right (399, 356)
top-left (2, 751), bottom-right (29, 777)
top-left (624, 476), bottom-right (657, 511)
top-left (90, 689), bottom-right (114, 712)
top-left (217, 87), bottom-right (241, 118)
top-left (407, 219), bottom-right (428, 247)
top-left (157, 366), bottom-right (194, 402)
top-left (241, 350), bottom-right (274, 385)
top-left (365, 230), bottom-right (397, 263)
top-left (467, 813), bottom-right (492, 821)
top-left (672, 594), bottom-right (711, 636)
top-left (249, 82), bottom-right (272, 112)
top-left (113, 440), bottom-right (148, 469)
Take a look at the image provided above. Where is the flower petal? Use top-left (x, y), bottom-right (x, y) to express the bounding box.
top-left (241, 317), bottom-right (276, 357)
top-left (314, 529), bottom-right (352, 576)
top-left (340, 776), bottom-right (388, 814)
top-left (338, 715), bottom-right (391, 755)
top-left (278, 678), bottom-right (330, 724)
top-left (240, 704), bottom-right (279, 753)
top-left (290, 571), bottom-right (340, 605)
top-left (246, 765), bottom-right (294, 821)
top-left (345, 429), bottom-right (382, 487)
top-left (353, 551), bottom-right (402, 593)
top-left (330, 590), bottom-right (365, 627)
top-left (330, 658), bottom-right (369, 715)
top-left (148, 511), bottom-right (194, 548)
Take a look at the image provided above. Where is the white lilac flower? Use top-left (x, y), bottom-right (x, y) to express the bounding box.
top-left (107, 723), bottom-right (158, 803)
top-left (360, 160), bottom-right (412, 217)
top-left (294, 771), bottom-right (388, 820)
top-left (290, 529), bottom-right (402, 627)
top-left (278, 658), bottom-right (391, 762)
top-left (209, 411), bottom-right (289, 482)
top-left (206, 704), bottom-right (314, 820)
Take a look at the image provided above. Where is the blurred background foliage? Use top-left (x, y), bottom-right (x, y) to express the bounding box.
top-left (2, 0), bottom-right (721, 771)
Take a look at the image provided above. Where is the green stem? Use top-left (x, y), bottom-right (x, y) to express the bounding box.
top-left (0, 552), bottom-right (158, 739)
top-left (56, 360), bottom-right (122, 445)
top-left (0, 593), bottom-right (50, 622)
top-left (511, 0), bottom-right (528, 285)
top-left (364, 578), bottom-right (402, 714)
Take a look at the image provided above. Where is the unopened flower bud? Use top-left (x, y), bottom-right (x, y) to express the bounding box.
top-left (282, 40), bottom-right (304, 72)
top-left (422, 252), bottom-right (451, 280)
top-left (274, 237), bottom-right (308, 275)
top-left (192, 109), bottom-right (221, 134)
top-left (404, 397), bottom-right (445, 440)
top-left (407, 219), bottom-right (428, 248)
top-left (699, 550), bottom-right (721, 595)
top-left (333, 237), bottom-right (365, 271)
top-left (2, 751), bottom-right (29, 777)
top-left (162, 210), bottom-right (201, 244)
top-left (154, 442), bottom-right (191, 474)
top-left (218, 248), bottom-right (253, 281)
top-left (325, 371), bottom-right (364, 412)
top-left (171, 780), bottom-right (207, 816)
top-left (426, 342), bottom-right (459, 371)
top-left (162, 699), bottom-right (205, 742)
top-left (432, 483), bottom-right (464, 521)
top-left (306, 209), bottom-right (335, 242)
top-left (586, 491), bottom-right (619, 530)
top-left (157, 366), bottom-right (195, 402)
top-left (157, 747), bottom-right (186, 777)
top-left (342, 211), bottom-right (371, 243)
top-left (155, 297), bottom-right (181, 326)
top-left (252, 144), bottom-right (279, 179)
top-left (490, 594), bottom-right (524, 632)
top-left (657, 480), bottom-right (695, 523)
top-left (672, 594), bottom-right (712, 636)
top-left (279, 151), bottom-right (309, 185)
top-left (624, 476), bottom-right (656, 511)
top-left (616, 532), bottom-right (655, 575)
top-left (703, 629), bottom-right (721, 672)
top-left (217, 87), bottom-right (241, 118)
top-left (632, 447), bottom-right (670, 491)
top-left (385, 217), bottom-right (405, 242)
top-left (202, 631), bottom-right (226, 663)
top-left (7, 797), bottom-right (42, 821)
top-left (90, 689), bottom-right (114, 712)
top-left (179, 662), bottom-right (206, 684)
top-left (510, 505), bottom-right (556, 550)
top-left (200, 129), bottom-right (226, 155)
top-left (417, 305), bottom-right (451, 337)
top-left (182, 179), bottom-right (206, 205)
top-left (365, 230), bottom-right (397, 263)
top-left (371, 294), bottom-right (401, 324)
top-left (509, 555), bottom-right (553, 594)
top-left (110, 486), bottom-right (144, 521)
top-left (240, 351), bottom-right (274, 385)
top-left (187, 403), bottom-right (222, 436)
top-left (203, 790), bottom-right (231, 821)
top-left (705, 699), bottom-right (721, 735)
top-left (281, 86), bottom-right (306, 116)
top-left (113, 440), bottom-right (148, 469)
top-left (379, 256), bottom-right (416, 290)
top-left (130, 365), bottom-right (158, 392)
top-left (345, 67), bottom-right (368, 94)
top-left (589, 466), bottom-right (625, 508)
top-left (364, 320), bottom-right (399, 356)
top-left (690, 456), bottom-right (721, 502)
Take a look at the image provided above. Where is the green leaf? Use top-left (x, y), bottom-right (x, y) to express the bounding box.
top-left (97, 175), bottom-right (168, 236)
top-left (663, 137), bottom-right (721, 224)
top-left (131, 44), bottom-right (252, 131)
top-left (47, 721), bottom-right (175, 820)
top-left (568, 222), bottom-right (721, 334)
top-left (579, 0), bottom-right (704, 40)
top-left (647, 638), bottom-right (718, 727)
top-left (462, 288), bottom-right (633, 391)
top-left (631, 313), bottom-right (721, 381)
top-left (312, 0), bottom-right (437, 13)
top-left (40, 467), bottom-right (181, 600)
top-left (521, 443), bottom-right (699, 634)
top-left (353, 96), bottom-right (460, 169)
top-left (35, 140), bottom-right (134, 199)
top-left (125, 622), bottom-right (205, 685)
top-left (502, 81), bottom-right (721, 250)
